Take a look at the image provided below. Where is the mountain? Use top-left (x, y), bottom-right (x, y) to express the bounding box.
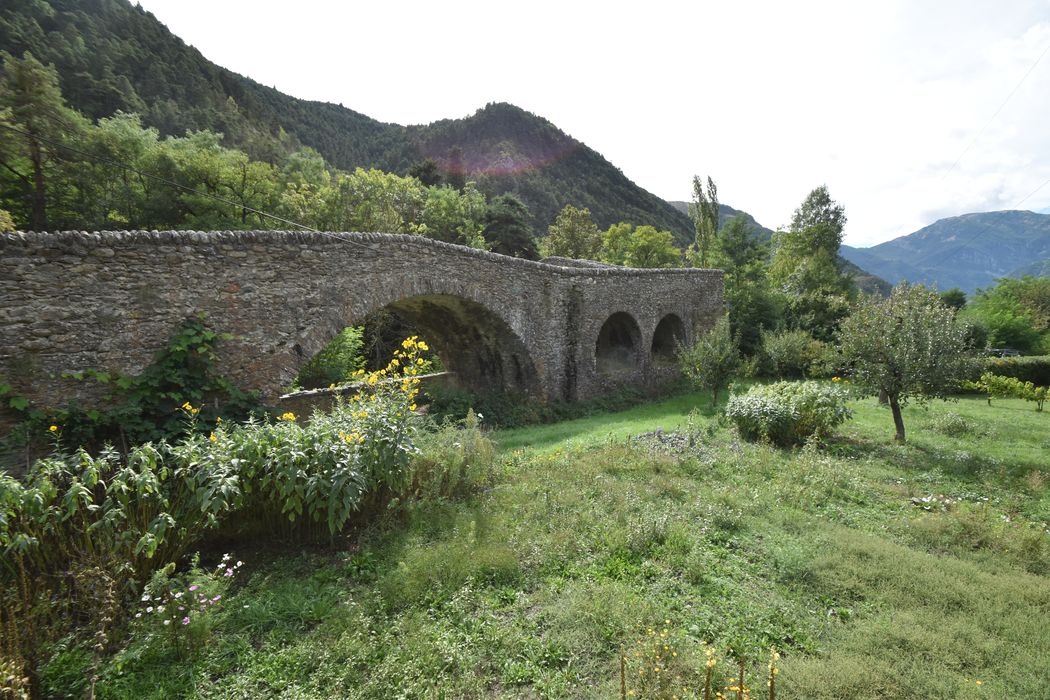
top-left (0, 0), bottom-right (692, 239)
top-left (669, 201), bottom-right (891, 295)
top-left (840, 210), bottom-right (1050, 294)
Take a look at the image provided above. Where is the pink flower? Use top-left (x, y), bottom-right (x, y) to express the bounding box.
top-left (178, 606), bottom-right (185, 611)
top-left (224, 568), bottom-right (234, 577)
top-left (181, 616), bottom-right (191, 625)
top-left (189, 585), bottom-right (199, 592)
top-left (212, 595), bottom-right (222, 602)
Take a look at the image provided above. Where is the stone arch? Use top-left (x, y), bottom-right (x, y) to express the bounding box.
top-left (595, 312), bottom-right (642, 375)
top-left (651, 313), bottom-right (686, 365)
top-left (298, 292), bottom-right (540, 396)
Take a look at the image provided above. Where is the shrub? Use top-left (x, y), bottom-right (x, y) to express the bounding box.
top-left (725, 381), bottom-right (853, 446)
top-left (678, 316), bottom-right (740, 407)
top-left (760, 328), bottom-right (823, 379)
top-left (408, 410), bottom-right (496, 500)
top-left (0, 338), bottom-right (428, 691)
top-left (930, 412), bottom-right (981, 437)
top-left (983, 355), bottom-right (1050, 386)
top-left (968, 372), bottom-right (1047, 412)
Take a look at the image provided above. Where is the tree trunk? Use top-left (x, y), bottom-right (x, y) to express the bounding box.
top-left (878, 388), bottom-right (888, 404)
top-left (29, 135), bottom-right (46, 231)
top-left (889, 394), bottom-right (906, 443)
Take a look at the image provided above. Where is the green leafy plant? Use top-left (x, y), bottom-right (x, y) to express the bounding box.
top-left (968, 372), bottom-right (1047, 411)
top-left (725, 381), bottom-right (853, 446)
top-left (678, 316), bottom-right (740, 407)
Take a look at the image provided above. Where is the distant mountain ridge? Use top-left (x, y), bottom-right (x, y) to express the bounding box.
top-left (840, 210), bottom-right (1050, 293)
top-left (0, 0), bottom-right (692, 239)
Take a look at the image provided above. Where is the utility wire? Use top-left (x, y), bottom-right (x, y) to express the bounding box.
top-left (940, 38), bottom-right (1050, 182)
top-left (0, 122), bottom-right (380, 250)
top-left (898, 36), bottom-right (1050, 271)
top-left (1013, 174), bottom-right (1050, 208)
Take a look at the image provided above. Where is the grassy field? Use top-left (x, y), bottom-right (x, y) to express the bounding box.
top-left (59, 390), bottom-right (1050, 699)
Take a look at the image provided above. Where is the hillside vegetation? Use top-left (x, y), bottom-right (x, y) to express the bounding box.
top-left (0, 0), bottom-right (691, 238)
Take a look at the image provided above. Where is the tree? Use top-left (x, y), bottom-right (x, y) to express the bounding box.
top-left (713, 215), bottom-right (780, 355)
top-left (838, 284), bottom-right (974, 443)
top-left (541, 204), bottom-right (602, 260)
top-left (769, 186), bottom-right (855, 340)
top-left (600, 221), bottom-right (634, 265)
top-left (0, 51), bottom-right (85, 230)
top-left (625, 225), bottom-right (680, 268)
top-left (678, 315), bottom-right (740, 407)
top-left (939, 288), bottom-right (967, 312)
top-left (408, 159), bottom-right (443, 187)
top-left (421, 183), bottom-right (487, 247)
top-left (482, 193), bottom-right (537, 259)
top-left (963, 276), bottom-right (1050, 353)
top-left (687, 175), bottom-right (718, 267)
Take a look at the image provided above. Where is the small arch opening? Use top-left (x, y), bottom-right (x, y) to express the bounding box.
top-left (595, 312), bottom-right (641, 375)
top-left (651, 314), bottom-right (686, 366)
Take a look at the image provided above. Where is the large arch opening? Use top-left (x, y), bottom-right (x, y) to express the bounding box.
top-left (595, 312), bottom-right (641, 375)
top-left (651, 313), bottom-right (686, 366)
top-left (296, 294), bottom-right (538, 396)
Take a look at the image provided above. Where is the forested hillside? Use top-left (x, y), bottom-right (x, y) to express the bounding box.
top-left (0, 0), bottom-right (691, 238)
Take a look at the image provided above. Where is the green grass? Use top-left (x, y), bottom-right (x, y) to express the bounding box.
top-left (49, 389), bottom-right (1050, 699)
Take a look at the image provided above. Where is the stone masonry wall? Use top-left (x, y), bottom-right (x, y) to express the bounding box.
top-left (0, 231), bottom-right (723, 413)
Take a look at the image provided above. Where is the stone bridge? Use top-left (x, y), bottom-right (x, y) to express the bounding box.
top-left (0, 231), bottom-right (723, 411)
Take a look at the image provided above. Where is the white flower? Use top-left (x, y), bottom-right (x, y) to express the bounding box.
top-left (141, 594), bottom-right (151, 602)
top-left (156, 606), bottom-right (165, 613)
top-left (163, 619), bottom-right (171, 626)
top-left (146, 606), bottom-right (153, 613)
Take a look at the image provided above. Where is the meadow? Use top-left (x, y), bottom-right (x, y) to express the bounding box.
top-left (42, 389), bottom-right (1050, 699)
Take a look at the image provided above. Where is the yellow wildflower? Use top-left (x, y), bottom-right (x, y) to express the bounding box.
top-left (417, 341), bottom-right (428, 351)
top-left (279, 412), bottom-right (296, 422)
top-left (409, 403), bottom-right (417, 411)
top-left (49, 425), bottom-right (58, 432)
top-left (209, 432), bottom-right (217, 442)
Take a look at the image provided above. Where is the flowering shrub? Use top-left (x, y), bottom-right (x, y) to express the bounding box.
top-left (133, 553), bottom-right (242, 658)
top-left (0, 338), bottom-right (426, 687)
top-left (724, 381), bottom-right (853, 446)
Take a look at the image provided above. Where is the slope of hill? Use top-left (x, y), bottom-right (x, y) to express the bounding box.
top-left (0, 0), bottom-right (692, 239)
top-left (840, 210), bottom-right (1050, 293)
top-left (669, 201), bottom-right (891, 295)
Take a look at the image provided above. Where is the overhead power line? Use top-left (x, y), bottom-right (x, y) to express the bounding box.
top-left (940, 38), bottom-right (1050, 182)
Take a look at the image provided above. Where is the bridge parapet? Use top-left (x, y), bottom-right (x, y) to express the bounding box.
top-left (0, 230), bottom-right (723, 411)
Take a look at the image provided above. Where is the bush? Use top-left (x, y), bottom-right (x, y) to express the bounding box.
top-left (760, 328), bottom-right (824, 379)
top-left (0, 338), bottom-right (429, 690)
top-left (968, 372), bottom-right (1047, 411)
top-left (983, 355), bottom-right (1050, 386)
top-left (930, 412), bottom-right (981, 437)
top-left (725, 381), bottom-right (853, 446)
top-left (408, 410), bottom-right (497, 500)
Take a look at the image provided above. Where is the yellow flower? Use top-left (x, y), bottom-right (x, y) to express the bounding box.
top-left (409, 404), bottom-right (417, 411)
top-left (209, 432), bottom-right (217, 442)
top-left (279, 412), bottom-right (296, 422)
top-left (49, 425), bottom-right (58, 432)
top-left (417, 341), bottom-right (429, 351)
top-left (832, 376), bottom-right (841, 382)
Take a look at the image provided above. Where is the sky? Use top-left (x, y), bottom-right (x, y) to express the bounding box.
top-left (135, 0), bottom-right (1050, 247)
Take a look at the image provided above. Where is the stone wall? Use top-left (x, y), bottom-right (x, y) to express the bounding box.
top-left (0, 231), bottom-right (723, 412)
